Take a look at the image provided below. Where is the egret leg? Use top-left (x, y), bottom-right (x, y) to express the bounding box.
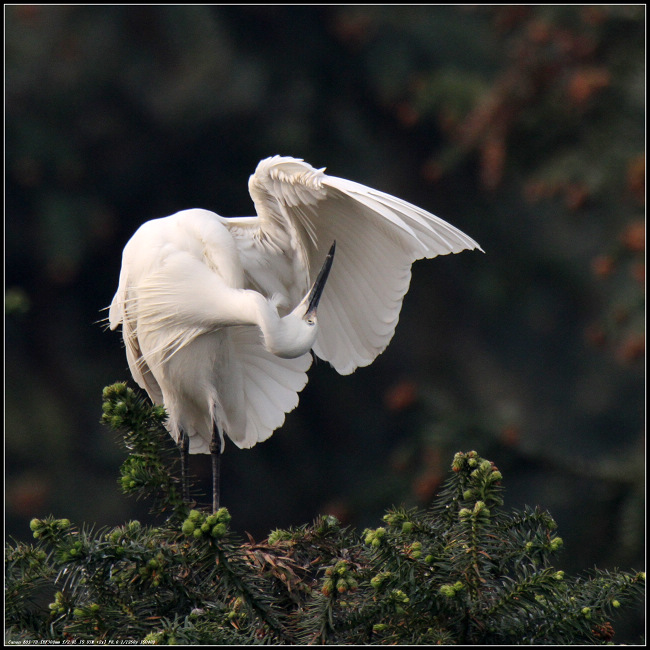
top-left (210, 424), bottom-right (221, 513)
top-left (179, 429), bottom-right (190, 504)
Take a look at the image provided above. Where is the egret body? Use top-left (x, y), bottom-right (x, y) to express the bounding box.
top-left (109, 156), bottom-right (482, 508)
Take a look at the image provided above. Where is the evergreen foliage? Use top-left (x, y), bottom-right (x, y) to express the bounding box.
top-left (5, 383), bottom-right (644, 644)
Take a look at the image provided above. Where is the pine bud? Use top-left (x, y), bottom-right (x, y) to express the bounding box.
top-left (371, 574), bottom-right (384, 589)
top-left (268, 529), bottom-right (291, 544)
top-left (365, 527), bottom-right (386, 547)
top-left (452, 452), bottom-right (465, 472)
top-left (336, 561), bottom-right (348, 575)
top-left (151, 405), bottom-right (167, 420)
top-left (102, 383), bottom-right (125, 400)
top-left (114, 401), bottom-right (128, 416)
top-left (392, 589), bottom-right (409, 603)
top-left (405, 541), bottom-right (422, 559)
top-left (216, 507), bottom-right (231, 524)
top-left (211, 523), bottom-right (227, 538)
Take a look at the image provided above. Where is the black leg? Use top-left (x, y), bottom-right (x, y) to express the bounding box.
top-left (179, 429), bottom-right (190, 504)
top-left (210, 423), bottom-right (222, 513)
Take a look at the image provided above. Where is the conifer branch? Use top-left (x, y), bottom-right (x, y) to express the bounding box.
top-left (4, 385), bottom-right (645, 644)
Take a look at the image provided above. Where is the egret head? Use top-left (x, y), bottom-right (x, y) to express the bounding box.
top-left (265, 242), bottom-right (336, 359)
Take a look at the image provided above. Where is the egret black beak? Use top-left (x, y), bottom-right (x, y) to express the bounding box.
top-left (305, 241), bottom-right (336, 318)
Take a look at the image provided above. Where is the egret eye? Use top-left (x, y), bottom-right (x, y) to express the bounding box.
top-left (306, 316), bottom-right (316, 326)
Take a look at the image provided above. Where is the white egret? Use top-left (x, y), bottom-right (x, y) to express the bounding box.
top-left (109, 156), bottom-right (482, 510)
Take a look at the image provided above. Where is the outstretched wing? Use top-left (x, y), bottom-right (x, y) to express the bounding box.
top-left (240, 156), bottom-right (482, 375)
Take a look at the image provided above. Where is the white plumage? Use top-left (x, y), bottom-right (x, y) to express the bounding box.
top-left (109, 156), bottom-right (482, 456)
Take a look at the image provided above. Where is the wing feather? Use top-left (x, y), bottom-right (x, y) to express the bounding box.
top-left (241, 156), bottom-right (482, 375)
top-left (110, 269), bottom-right (166, 404)
top-left (225, 327), bottom-right (312, 448)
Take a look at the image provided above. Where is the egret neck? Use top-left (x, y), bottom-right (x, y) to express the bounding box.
top-left (258, 242), bottom-right (335, 359)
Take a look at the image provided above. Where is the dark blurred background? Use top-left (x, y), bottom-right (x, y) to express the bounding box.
top-left (5, 5), bottom-right (645, 638)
